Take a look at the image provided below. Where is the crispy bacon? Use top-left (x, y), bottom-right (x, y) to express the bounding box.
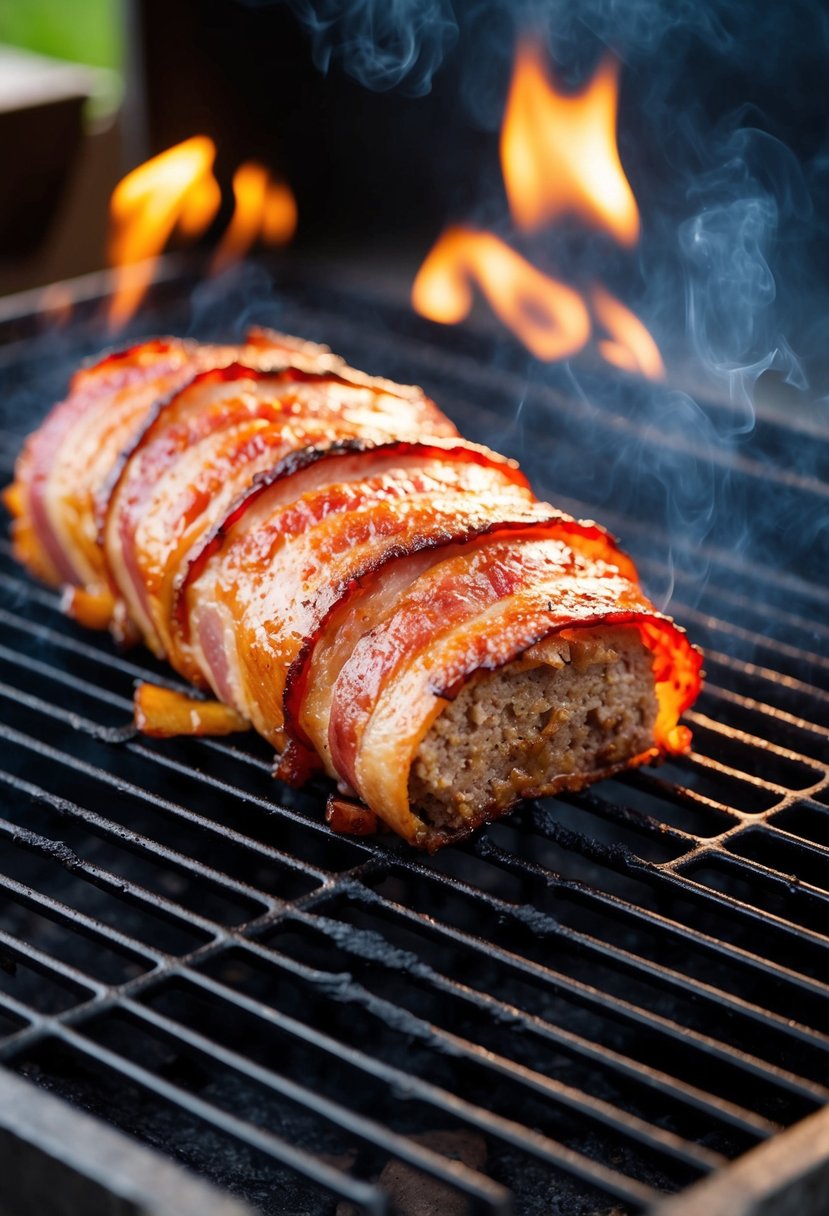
top-left (10, 330), bottom-right (343, 595)
top-left (102, 364), bottom-right (457, 667)
top-left (7, 330), bottom-right (702, 849)
top-left (322, 537), bottom-right (700, 845)
top-left (325, 796), bottom-right (380, 838)
top-left (186, 452), bottom-right (552, 746)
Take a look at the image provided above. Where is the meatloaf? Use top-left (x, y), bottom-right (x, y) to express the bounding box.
top-left (5, 328), bottom-right (702, 849)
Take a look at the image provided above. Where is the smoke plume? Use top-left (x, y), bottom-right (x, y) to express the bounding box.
top-left (223, 0), bottom-right (829, 610)
top-left (270, 0), bottom-right (458, 95)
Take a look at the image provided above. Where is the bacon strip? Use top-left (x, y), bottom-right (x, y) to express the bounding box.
top-left (102, 367), bottom-right (457, 669)
top-left (7, 330), bottom-right (702, 849)
top-left (323, 537), bottom-right (700, 845)
top-left (186, 451), bottom-right (551, 747)
top-left (9, 330), bottom-right (343, 595)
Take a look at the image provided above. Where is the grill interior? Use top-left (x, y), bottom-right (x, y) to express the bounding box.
top-left (0, 263), bottom-right (827, 1215)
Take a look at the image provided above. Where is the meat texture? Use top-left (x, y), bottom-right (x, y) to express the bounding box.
top-left (6, 328), bottom-right (702, 849)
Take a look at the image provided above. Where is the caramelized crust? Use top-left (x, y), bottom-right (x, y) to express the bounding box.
top-left (7, 330), bottom-right (703, 849)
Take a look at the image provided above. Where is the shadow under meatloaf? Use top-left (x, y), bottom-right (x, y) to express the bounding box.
top-left (409, 625), bottom-right (657, 832)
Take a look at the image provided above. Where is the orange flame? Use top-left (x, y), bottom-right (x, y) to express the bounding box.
top-left (212, 161), bottom-right (298, 274)
top-left (108, 141), bottom-right (298, 327)
top-left (108, 136), bottom-right (220, 327)
top-left (413, 35), bottom-right (664, 380)
top-left (412, 227), bottom-right (590, 363)
top-left (592, 284), bottom-right (665, 380)
top-left (501, 38), bottom-right (639, 247)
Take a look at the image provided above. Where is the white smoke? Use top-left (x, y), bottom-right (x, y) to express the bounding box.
top-left (272, 0), bottom-right (458, 95)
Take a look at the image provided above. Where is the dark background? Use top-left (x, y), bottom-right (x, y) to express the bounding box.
top-left (133, 0), bottom-right (829, 391)
top-left (135, 0), bottom-right (829, 246)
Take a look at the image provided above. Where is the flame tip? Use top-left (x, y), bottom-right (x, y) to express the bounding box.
top-left (501, 34), bottom-right (639, 244)
top-left (108, 137), bottom-right (297, 328)
top-left (413, 34), bottom-right (663, 380)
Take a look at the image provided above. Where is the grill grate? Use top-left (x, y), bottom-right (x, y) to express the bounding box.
top-left (0, 264), bottom-right (827, 1215)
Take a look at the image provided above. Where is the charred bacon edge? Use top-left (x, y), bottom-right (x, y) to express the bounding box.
top-left (169, 434), bottom-right (532, 637)
top-left (94, 359), bottom-right (450, 542)
top-left (354, 608), bottom-right (701, 849)
top-left (279, 512), bottom-right (633, 755)
top-left (19, 338), bottom-right (196, 586)
top-left (69, 336), bottom-right (192, 392)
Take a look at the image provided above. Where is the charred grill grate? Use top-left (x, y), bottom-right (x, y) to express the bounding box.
top-left (0, 264), bottom-right (827, 1215)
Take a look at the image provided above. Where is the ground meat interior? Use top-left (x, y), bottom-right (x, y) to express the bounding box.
top-left (409, 625), bottom-right (658, 832)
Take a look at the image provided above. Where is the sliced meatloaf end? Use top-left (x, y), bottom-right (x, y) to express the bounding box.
top-left (409, 624), bottom-right (658, 833)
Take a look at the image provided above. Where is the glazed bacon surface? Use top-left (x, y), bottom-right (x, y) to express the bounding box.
top-left (12, 330), bottom-right (343, 592)
top-left (6, 329), bottom-right (702, 848)
top-left (103, 364), bottom-right (456, 659)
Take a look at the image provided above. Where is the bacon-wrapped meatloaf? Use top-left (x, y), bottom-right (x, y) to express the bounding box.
top-left (6, 329), bottom-right (701, 849)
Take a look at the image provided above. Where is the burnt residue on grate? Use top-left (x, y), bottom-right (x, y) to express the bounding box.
top-left (0, 280), bottom-right (827, 1215)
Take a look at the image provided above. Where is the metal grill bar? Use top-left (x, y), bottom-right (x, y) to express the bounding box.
top-left (277, 908), bottom-right (772, 1139)
top-left (388, 827), bottom-right (829, 1003)
top-left (157, 965), bottom-right (664, 1209)
top-left (118, 998), bottom-right (515, 1212)
top-left (351, 860), bottom-right (828, 1111)
top-left (0, 859), bottom-right (168, 964)
top-left (0, 986), bottom-right (37, 1028)
top-left (391, 848), bottom-right (829, 1077)
top-left (0, 924), bottom-right (102, 999)
top-left (0, 269), bottom-right (827, 1214)
top-left (53, 1027), bottom-right (390, 1215)
top-left (654, 1106), bottom-right (829, 1216)
top-left (198, 938), bottom-right (722, 1176)
top-left (0, 704), bottom-right (340, 882)
top-left (495, 833), bottom-right (829, 1010)
top-left (677, 611), bottom-right (829, 684)
top-left (0, 798), bottom-right (259, 943)
top-left (0, 1067), bottom-right (255, 1216)
top-left (0, 747), bottom-right (276, 917)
